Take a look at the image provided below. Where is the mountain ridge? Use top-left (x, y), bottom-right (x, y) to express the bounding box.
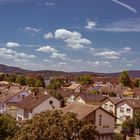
top-left (0, 64), bottom-right (140, 78)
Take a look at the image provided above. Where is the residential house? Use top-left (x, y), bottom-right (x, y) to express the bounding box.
top-left (16, 92), bottom-right (61, 121)
top-left (66, 83), bottom-right (81, 93)
top-left (101, 97), bottom-right (123, 115)
top-left (116, 99), bottom-right (140, 124)
top-left (62, 103), bottom-right (116, 140)
top-left (0, 85), bottom-right (30, 113)
top-left (67, 92), bottom-right (107, 106)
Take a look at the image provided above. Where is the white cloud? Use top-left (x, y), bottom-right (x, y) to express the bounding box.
top-left (45, 2), bottom-right (55, 6)
top-left (6, 42), bottom-right (20, 48)
top-left (85, 19), bottom-right (96, 30)
top-left (95, 51), bottom-right (120, 59)
top-left (126, 63), bottom-right (133, 67)
top-left (124, 47), bottom-right (131, 51)
top-left (36, 46), bottom-right (58, 53)
top-left (55, 28), bottom-right (91, 49)
top-left (24, 26), bottom-right (41, 33)
top-left (96, 18), bottom-right (140, 32)
top-left (43, 59), bottom-right (51, 62)
top-left (51, 52), bottom-right (66, 60)
top-left (0, 48), bottom-right (36, 59)
top-left (43, 32), bottom-right (53, 39)
top-left (112, 0), bottom-right (137, 13)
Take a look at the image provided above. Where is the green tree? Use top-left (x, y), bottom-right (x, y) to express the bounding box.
top-left (134, 112), bottom-right (140, 129)
top-left (78, 75), bottom-right (93, 85)
top-left (80, 124), bottom-right (97, 140)
top-left (0, 73), bottom-right (5, 81)
top-left (27, 77), bottom-right (36, 87)
top-left (114, 133), bottom-right (123, 140)
top-left (7, 73), bottom-right (17, 83)
top-left (15, 75), bottom-right (27, 85)
top-left (122, 119), bottom-right (134, 133)
top-left (0, 114), bottom-right (18, 140)
top-left (120, 71), bottom-right (131, 87)
top-left (36, 75), bottom-right (45, 87)
top-left (48, 78), bottom-right (64, 90)
top-left (12, 110), bottom-right (97, 140)
top-left (135, 79), bottom-right (140, 87)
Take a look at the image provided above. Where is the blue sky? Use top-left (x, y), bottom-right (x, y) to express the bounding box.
top-left (0, 0), bottom-right (140, 72)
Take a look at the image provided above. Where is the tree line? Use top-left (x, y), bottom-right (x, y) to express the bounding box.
top-left (0, 73), bottom-right (45, 87)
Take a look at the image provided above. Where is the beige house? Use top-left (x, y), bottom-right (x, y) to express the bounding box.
top-left (67, 83), bottom-right (81, 93)
top-left (116, 99), bottom-right (140, 124)
top-left (0, 85), bottom-right (30, 113)
top-left (101, 97), bottom-right (123, 115)
top-left (16, 93), bottom-right (61, 121)
top-left (62, 103), bottom-right (116, 140)
top-left (67, 93), bottom-right (107, 106)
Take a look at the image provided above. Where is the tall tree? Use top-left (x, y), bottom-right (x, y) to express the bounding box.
top-left (12, 110), bottom-right (97, 140)
top-left (78, 74), bottom-right (93, 85)
top-left (120, 71), bottom-right (131, 87)
top-left (0, 114), bottom-right (18, 140)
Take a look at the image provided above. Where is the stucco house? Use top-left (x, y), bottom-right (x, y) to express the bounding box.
top-left (116, 99), bottom-right (140, 124)
top-left (67, 83), bottom-right (81, 93)
top-left (0, 85), bottom-right (30, 113)
top-left (101, 97), bottom-right (123, 115)
top-left (67, 92), bottom-right (107, 106)
top-left (62, 103), bottom-right (116, 140)
top-left (16, 92), bottom-right (61, 121)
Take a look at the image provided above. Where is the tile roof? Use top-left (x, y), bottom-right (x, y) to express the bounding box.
top-left (0, 85), bottom-right (26, 102)
top-left (76, 93), bottom-right (107, 103)
top-left (125, 99), bottom-right (140, 109)
top-left (108, 97), bottom-right (124, 105)
top-left (61, 103), bottom-right (99, 120)
top-left (67, 83), bottom-right (81, 90)
top-left (17, 93), bottom-right (51, 110)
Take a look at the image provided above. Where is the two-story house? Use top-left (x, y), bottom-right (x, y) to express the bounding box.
top-left (16, 92), bottom-right (61, 121)
top-left (62, 103), bottom-right (116, 140)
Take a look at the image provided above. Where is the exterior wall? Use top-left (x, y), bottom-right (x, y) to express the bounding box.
top-left (74, 86), bottom-right (81, 93)
top-left (7, 91), bottom-right (30, 103)
top-left (67, 95), bottom-right (75, 104)
top-left (95, 108), bottom-right (115, 134)
top-left (17, 96), bottom-right (61, 120)
top-left (16, 108), bottom-right (25, 121)
top-left (116, 101), bottom-right (133, 124)
top-left (32, 96), bottom-right (61, 115)
top-left (102, 101), bottom-right (115, 115)
top-left (75, 97), bottom-right (86, 104)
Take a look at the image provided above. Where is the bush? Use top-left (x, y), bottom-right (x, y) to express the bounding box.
top-left (114, 133), bottom-right (123, 140)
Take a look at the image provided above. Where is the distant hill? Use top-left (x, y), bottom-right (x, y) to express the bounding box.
top-left (0, 64), bottom-right (140, 78)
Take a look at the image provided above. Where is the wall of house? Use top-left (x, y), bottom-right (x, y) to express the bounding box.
top-left (16, 108), bottom-right (25, 121)
top-left (7, 91), bottom-right (30, 103)
top-left (95, 108), bottom-right (115, 134)
top-left (75, 97), bottom-right (86, 104)
top-left (32, 96), bottom-right (61, 117)
top-left (102, 101), bottom-right (115, 115)
top-left (74, 86), bottom-right (81, 93)
top-left (116, 101), bottom-right (133, 124)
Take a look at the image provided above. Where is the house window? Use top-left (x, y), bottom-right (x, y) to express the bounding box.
top-left (17, 95), bottom-right (20, 99)
top-left (120, 116), bottom-right (124, 121)
top-left (104, 104), bottom-right (108, 110)
top-left (120, 107), bottom-right (124, 113)
top-left (22, 95), bottom-right (25, 99)
top-left (99, 115), bottom-right (102, 126)
top-left (126, 108), bottom-right (131, 113)
top-left (49, 101), bottom-right (53, 105)
top-left (110, 105), bottom-right (113, 110)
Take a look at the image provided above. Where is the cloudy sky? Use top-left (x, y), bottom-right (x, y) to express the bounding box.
top-left (0, 0), bottom-right (140, 72)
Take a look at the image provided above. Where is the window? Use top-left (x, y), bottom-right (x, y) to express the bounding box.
top-left (104, 104), bottom-right (108, 110)
top-left (99, 115), bottom-right (102, 126)
top-left (126, 108), bottom-right (131, 113)
top-left (120, 116), bottom-right (124, 121)
top-left (110, 105), bottom-right (113, 110)
top-left (17, 95), bottom-right (20, 99)
top-left (22, 95), bottom-right (25, 99)
top-left (49, 101), bottom-right (53, 105)
top-left (120, 107), bottom-right (124, 113)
